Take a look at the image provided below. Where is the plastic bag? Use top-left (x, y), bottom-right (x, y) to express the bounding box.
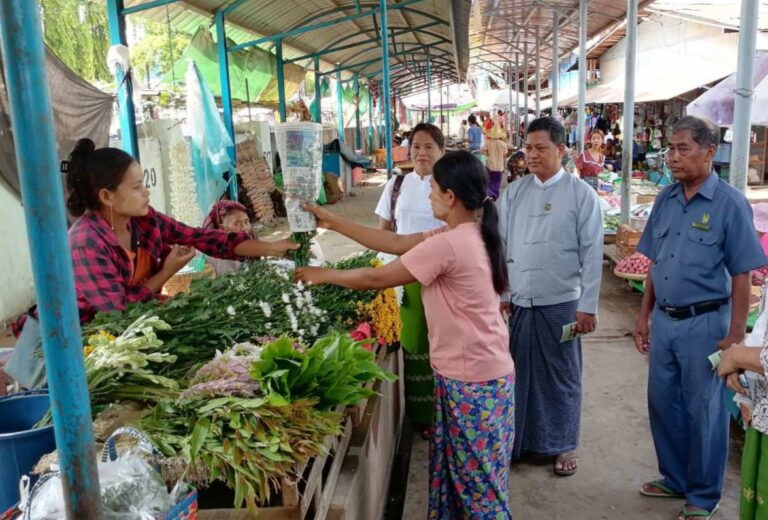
top-left (23, 456), bottom-right (171, 520)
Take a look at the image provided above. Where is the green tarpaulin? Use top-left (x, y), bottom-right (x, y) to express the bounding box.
top-left (162, 27), bottom-right (304, 104)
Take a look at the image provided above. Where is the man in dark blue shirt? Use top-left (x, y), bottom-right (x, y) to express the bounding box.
top-left (634, 116), bottom-right (767, 519)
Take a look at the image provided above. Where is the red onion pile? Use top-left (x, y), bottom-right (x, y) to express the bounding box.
top-left (616, 253), bottom-right (651, 276)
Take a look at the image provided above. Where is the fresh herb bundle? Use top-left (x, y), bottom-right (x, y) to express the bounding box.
top-left (288, 231), bottom-right (316, 267)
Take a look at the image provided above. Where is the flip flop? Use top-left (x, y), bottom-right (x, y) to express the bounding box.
top-left (639, 480), bottom-right (684, 498)
top-left (553, 453), bottom-right (578, 477)
top-left (677, 504), bottom-right (719, 519)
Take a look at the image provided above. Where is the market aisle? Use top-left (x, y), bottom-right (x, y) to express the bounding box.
top-left (401, 269), bottom-right (741, 520)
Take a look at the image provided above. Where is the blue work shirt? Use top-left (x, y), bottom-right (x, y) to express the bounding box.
top-left (637, 172), bottom-right (767, 308)
top-left (468, 125), bottom-right (483, 151)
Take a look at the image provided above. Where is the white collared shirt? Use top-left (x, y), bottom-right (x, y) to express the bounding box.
top-left (533, 168), bottom-right (566, 188)
top-left (375, 172), bottom-right (443, 234)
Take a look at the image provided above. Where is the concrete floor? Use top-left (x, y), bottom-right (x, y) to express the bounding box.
top-left (300, 172), bottom-right (742, 520)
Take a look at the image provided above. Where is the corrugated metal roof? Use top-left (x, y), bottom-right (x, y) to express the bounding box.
top-left (123, 0), bottom-right (469, 96)
top-left (469, 0), bottom-right (658, 88)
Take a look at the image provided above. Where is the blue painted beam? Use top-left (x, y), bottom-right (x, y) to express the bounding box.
top-left (214, 9), bottom-right (238, 199)
top-left (0, 1), bottom-right (101, 517)
top-left (285, 21), bottom-right (444, 64)
top-left (106, 0), bottom-right (140, 161)
top-left (120, 0), bottom-right (177, 15)
top-left (314, 56), bottom-right (322, 123)
top-left (354, 73), bottom-right (362, 151)
top-left (336, 68), bottom-right (344, 143)
top-left (368, 85), bottom-right (374, 152)
top-left (318, 44), bottom-right (452, 77)
top-left (380, 0), bottom-right (393, 178)
top-left (276, 39), bottom-right (287, 122)
top-left (229, 0), bottom-right (425, 52)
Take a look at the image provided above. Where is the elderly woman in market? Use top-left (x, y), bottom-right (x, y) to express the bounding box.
top-left (203, 200), bottom-right (255, 275)
top-left (374, 123), bottom-right (445, 439)
top-left (296, 151), bottom-right (515, 518)
top-left (482, 122), bottom-right (508, 200)
top-left (4, 139), bottom-right (298, 389)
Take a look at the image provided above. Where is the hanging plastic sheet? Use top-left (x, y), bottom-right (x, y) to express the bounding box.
top-left (185, 61), bottom-right (231, 218)
top-left (0, 46), bottom-right (113, 198)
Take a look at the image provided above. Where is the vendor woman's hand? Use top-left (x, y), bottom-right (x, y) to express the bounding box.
top-left (302, 203), bottom-right (337, 230)
top-left (163, 245), bottom-right (196, 274)
top-left (267, 238), bottom-right (301, 257)
top-left (294, 267), bottom-right (329, 286)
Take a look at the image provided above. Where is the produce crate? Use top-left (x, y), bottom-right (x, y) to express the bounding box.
top-left (636, 194), bottom-right (657, 204)
top-left (616, 242), bottom-right (637, 260)
top-left (198, 413), bottom-right (353, 520)
top-left (617, 224), bottom-right (642, 247)
top-left (603, 233), bottom-right (616, 245)
top-left (328, 348), bottom-right (404, 520)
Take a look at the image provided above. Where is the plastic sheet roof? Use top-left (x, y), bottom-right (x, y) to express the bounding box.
top-left (124, 0), bottom-right (470, 96)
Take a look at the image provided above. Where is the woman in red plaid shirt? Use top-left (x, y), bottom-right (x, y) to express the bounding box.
top-left (64, 138), bottom-right (298, 322)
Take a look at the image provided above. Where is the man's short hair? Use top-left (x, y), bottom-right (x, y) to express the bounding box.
top-left (526, 117), bottom-right (566, 146)
top-left (670, 115), bottom-right (719, 148)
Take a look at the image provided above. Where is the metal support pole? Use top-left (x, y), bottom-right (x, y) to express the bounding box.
top-left (380, 0), bottom-right (394, 177)
top-left (245, 77), bottom-right (252, 121)
top-left (215, 9), bottom-right (237, 199)
top-left (379, 95), bottom-right (385, 148)
top-left (552, 11), bottom-right (559, 115)
top-left (354, 73), bottom-right (362, 150)
top-left (523, 42), bottom-right (529, 130)
top-left (535, 25), bottom-right (541, 116)
top-left (426, 52), bottom-right (432, 123)
top-left (730, 0), bottom-right (761, 192)
top-left (0, 2), bottom-right (101, 517)
top-left (446, 84), bottom-right (451, 136)
top-left (336, 68), bottom-right (344, 142)
top-left (106, 0), bottom-right (140, 160)
top-left (440, 75), bottom-right (444, 133)
top-left (276, 39), bottom-right (287, 123)
top-left (514, 55), bottom-right (520, 146)
top-left (621, 0), bottom-right (638, 225)
top-left (508, 63), bottom-right (514, 146)
top-left (368, 86), bottom-right (374, 152)
top-left (314, 56), bottom-right (322, 123)
top-left (577, 0), bottom-right (588, 152)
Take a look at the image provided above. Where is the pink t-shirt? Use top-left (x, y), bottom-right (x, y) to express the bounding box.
top-left (761, 234), bottom-right (768, 257)
top-left (400, 223), bottom-right (514, 383)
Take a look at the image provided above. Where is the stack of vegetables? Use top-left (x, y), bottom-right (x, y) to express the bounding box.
top-left (72, 251), bottom-right (401, 510)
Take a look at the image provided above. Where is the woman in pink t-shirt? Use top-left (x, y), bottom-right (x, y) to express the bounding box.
top-left (296, 151), bottom-right (515, 518)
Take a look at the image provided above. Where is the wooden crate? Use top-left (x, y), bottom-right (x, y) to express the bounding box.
top-left (617, 242), bottom-right (637, 260)
top-left (617, 224), bottom-right (642, 247)
top-left (346, 343), bottom-right (390, 427)
top-left (636, 194), bottom-right (657, 204)
top-left (603, 233), bottom-right (617, 245)
top-left (328, 349), bottom-right (404, 520)
top-left (198, 413), bottom-right (353, 520)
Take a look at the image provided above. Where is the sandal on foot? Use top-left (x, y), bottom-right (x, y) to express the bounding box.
top-left (639, 480), bottom-right (684, 499)
top-left (677, 504), bottom-right (718, 519)
top-left (553, 452), bottom-right (578, 477)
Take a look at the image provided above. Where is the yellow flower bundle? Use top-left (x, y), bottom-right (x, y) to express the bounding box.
top-left (356, 258), bottom-right (401, 344)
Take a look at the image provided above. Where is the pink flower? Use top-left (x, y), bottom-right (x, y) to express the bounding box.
top-left (350, 322), bottom-right (372, 341)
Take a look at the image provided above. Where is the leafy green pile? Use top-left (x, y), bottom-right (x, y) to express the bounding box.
top-left (139, 397), bottom-right (341, 510)
top-left (252, 333), bottom-right (397, 410)
top-left (85, 262), bottom-right (329, 376)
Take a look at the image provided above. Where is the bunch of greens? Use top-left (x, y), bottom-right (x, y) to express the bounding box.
top-left (85, 262), bottom-right (329, 376)
top-left (139, 396), bottom-right (341, 511)
top-left (252, 332), bottom-right (397, 410)
top-left (84, 315), bottom-right (179, 404)
top-left (309, 251), bottom-right (379, 325)
top-left (288, 231), bottom-right (316, 267)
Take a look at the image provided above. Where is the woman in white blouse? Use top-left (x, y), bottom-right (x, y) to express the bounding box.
top-left (375, 123), bottom-right (445, 436)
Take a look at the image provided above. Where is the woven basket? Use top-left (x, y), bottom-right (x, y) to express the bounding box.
top-left (162, 264), bottom-right (216, 298)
